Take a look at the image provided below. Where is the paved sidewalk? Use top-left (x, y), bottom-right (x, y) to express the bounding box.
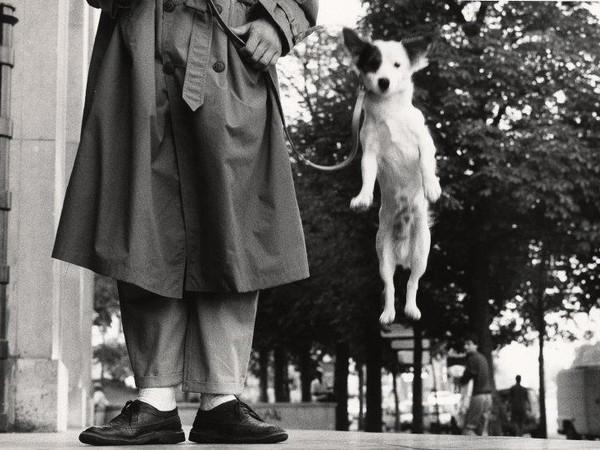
top-left (1, 429), bottom-right (600, 449)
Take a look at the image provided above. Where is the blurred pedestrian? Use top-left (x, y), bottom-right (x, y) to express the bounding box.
top-left (508, 375), bottom-right (530, 436)
top-left (458, 333), bottom-right (493, 436)
top-left (311, 368), bottom-right (335, 402)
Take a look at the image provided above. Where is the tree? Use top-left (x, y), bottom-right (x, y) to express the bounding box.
top-left (94, 275), bottom-right (120, 331)
top-left (254, 1), bottom-right (600, 435)
top-left (362, 0), bottom-right (599, 343)
top-left (361, 1), bottom-right (600, 436)
top-left (93, 275), bottom-right (126, 381)
top-left (93, 341), bottom-right (132, 382)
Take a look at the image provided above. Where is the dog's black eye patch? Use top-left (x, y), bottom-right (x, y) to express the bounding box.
top-left (357, 44), bottom-right (382, 73)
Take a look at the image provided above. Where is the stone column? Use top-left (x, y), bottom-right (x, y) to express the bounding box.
top-left (61, 0), bottom-right (97, 430)
top-left (6, 0), bottom-right (96, 431)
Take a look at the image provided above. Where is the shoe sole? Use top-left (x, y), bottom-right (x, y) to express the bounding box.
top-left (79, 429), bottom-right (185, 446)
top-left (188, 429), bottom-right (288, 444)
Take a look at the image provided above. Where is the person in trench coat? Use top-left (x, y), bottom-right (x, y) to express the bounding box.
top-left (52, 0), bottom-right (318, 445)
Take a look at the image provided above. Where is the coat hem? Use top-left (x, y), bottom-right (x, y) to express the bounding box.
top-left (184, 261), bottom-right (310, 295)
top-left (51, 247), bottom-right (310, 299)
top-left (52, 247), bottom-right (184, 299)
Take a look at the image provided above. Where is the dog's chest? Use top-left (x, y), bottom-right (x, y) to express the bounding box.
top-left (387, 118), bottom-right (420, 152)
top-left (362, 113), bottom-right (421, 161)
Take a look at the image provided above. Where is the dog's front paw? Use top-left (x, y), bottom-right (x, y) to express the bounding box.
top-left (423, 177), bottom-right (442, 203)
top-left (379, 307), bottom-right (396, 326)
top-left (350, 193), bottom-right (373, 211)
top-left (404, 304), bottom-right (421, 321)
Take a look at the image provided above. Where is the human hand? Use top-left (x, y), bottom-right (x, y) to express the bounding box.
top-left (231, 19), bottom-right (283, 70)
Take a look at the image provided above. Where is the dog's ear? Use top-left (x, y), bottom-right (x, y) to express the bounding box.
top-left (343, 28), bottom-right (369, 58)
top-left (402, 33), bottom-right (435, 72)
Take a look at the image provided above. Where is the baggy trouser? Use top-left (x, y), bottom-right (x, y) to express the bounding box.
top-left (463, 393), bottom-right (493, 436)
top-left (117, 280), bottom-right (258, 394)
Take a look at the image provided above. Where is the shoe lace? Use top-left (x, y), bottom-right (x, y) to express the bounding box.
top-left (234, 396), bottom-right (265, 423)
top-left (113, 400), bottom-right (139, 425)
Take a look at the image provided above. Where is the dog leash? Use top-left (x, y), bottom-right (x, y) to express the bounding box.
top-left (206, 0), bottom-right (363, 171)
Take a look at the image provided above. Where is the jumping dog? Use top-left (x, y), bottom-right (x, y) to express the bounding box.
top-left (343, 28), bottom-right (442, 324)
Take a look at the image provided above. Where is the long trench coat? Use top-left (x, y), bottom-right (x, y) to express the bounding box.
top-left (51, 0), bottom-right (318, 298)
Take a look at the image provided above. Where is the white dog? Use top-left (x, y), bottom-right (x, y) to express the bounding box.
top-left (343, 28), bottom-right (442, 324)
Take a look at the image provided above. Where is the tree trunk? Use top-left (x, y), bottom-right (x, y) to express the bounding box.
top-left (358, 362), bottom-right (364, 430)
top-left (537, 317), bottom-right (548, 438)
top-left (259, 349), bottom-right (269, 403)
top-left (100, 329), bottom-right (106, 382)
top-left (412, 323), bottom-right (424, 434)
top-left (365, 318), bottom-right (382, 432)
top-left (298, 345), bottom-right (313, 403)
top-left (431, 357), bottom-right (441, 433)
top-left (334, 342), bottom-right (350, 430)
top-left (274, 347), bottom-right (290, 402)
top-left (392, 366), bottom-right (399, 432)
top-left (535, 246), bottom-right (549, 438)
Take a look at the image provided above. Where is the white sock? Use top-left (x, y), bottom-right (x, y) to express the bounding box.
top-left (200, 394), bottom-right (236, 411)
top-left (137, 387), bottom-right (177, 411)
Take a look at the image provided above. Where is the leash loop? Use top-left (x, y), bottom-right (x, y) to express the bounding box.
top-left (206, 0), bottom-right (362, 171)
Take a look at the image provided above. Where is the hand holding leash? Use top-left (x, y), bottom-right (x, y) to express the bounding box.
top-left (231, 19), bottom-right (283, 70)
top-left (207, 0), bottom-right (362, 172)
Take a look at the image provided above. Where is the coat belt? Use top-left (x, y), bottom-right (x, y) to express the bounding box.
top-left (181, 0), bottom-right (223, 111)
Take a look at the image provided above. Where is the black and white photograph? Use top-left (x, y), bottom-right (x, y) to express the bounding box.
top-left (0, 0), bottom-right (599, 448)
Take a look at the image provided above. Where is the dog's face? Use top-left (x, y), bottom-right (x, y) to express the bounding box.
top-left (343, 28), bottom-right (433, 96)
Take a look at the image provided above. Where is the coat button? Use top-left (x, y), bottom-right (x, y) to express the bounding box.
top-left (216, 4), bottom-right (223, 13)
top-left (213, 61), bottom-right (226, 73)
top-left (163, 61), bottom-right (175, 74)
top-left (163, 0), bottom-right (176, 12)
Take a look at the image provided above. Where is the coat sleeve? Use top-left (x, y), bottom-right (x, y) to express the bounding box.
top-left (256, 0), bottom-right (319, 55)
top-left (86, 0), bottom-right (130, 18)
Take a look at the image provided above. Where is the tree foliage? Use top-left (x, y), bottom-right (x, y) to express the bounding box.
top-left (361, 0), bottom-right (600, 350)
top-left (251, 7), bottom-right (600, 425)
top-left (93, 341), bottom-right (132, 382)
top-left (94, 275), bottom-right (120, 330)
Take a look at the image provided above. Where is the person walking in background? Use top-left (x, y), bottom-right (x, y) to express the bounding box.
top-left (311, 368), bottom-right (335, 402)
top-left (458, 333), bottom-right (494, 436)
top-left (52, 0), bottom-right (318, 445)
top-left (509, 375), bottom-right (531, 436)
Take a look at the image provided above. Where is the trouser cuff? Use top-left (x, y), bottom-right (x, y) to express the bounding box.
top-left (182, 380), bottom-right (244, 394)
top-left (135, 373), bottom-right (183, 388)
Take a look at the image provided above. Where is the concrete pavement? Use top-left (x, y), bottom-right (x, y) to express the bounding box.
top-left (1, 429), bottom-right (600, 449)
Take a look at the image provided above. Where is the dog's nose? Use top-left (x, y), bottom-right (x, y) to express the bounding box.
top-left (378, 78), bottom-right (390, 92)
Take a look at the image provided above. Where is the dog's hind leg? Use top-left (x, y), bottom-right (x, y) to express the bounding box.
top-left (377, 229), bottom-right (397, 326)
top-left (404, 205), bottom-right (430, 321)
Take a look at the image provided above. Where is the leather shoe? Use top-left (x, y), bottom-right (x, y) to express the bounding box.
top-left (189, 397), bottom-right (288, 444)
top-left (79, 400), bottom-right (185, 446)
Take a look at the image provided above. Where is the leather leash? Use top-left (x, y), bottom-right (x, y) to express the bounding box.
top-left (206, 0), bottom-right (363, 171)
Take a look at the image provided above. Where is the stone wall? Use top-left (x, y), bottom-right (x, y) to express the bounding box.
top-left (6, 0), bottom-right (97, 431)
